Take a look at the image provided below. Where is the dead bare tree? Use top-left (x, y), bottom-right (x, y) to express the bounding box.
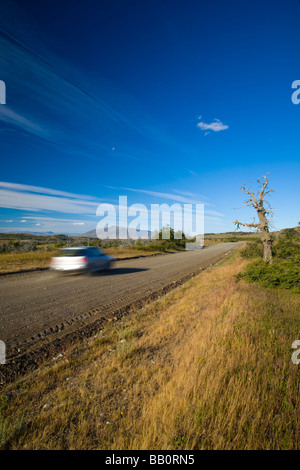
top-left (234, 174), bottom-right (274, 264)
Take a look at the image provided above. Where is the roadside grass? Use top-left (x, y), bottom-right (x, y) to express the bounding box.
top-left (0, 248), bottom-right (164, 273)
top-left (237, 237), bottom-right (300, 293)
top-left (0, 237), bottom-right (232, 273)
top-left (1, 244), bottom-right (225, 274)
top-left (105, 247), bottom-right (164, 258)
top-left (0, 251), bottom-right (56, 273)
top-left (0, 252), bottom-right (299, 450)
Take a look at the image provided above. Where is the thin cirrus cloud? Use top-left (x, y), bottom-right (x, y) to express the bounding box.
top-left (0, 181), bottom-right (102, 215)
top-left (112, 186), bottom-right (207, 205)
top-left (0, 29), bottom-right (120, 149)
top-left (0, 107), bottom-right (47, 138)
top-left (0, 181), bottom-right (225, 232)
top-left (0, 179), bottom-right (225, 218)
top-left (112, 186), bottom-right (224, 218)
top-left (197, 118), bottom-right (229, 134)
top-left (21, 216), bottom-right (92, 230)
top-left (23, 216), bottom-right (87, 224)
top-left (0, 6), bottom-right (182, 161)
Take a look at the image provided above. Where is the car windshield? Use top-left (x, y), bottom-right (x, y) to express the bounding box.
top-left (59, 249), bottom-right (87, 257)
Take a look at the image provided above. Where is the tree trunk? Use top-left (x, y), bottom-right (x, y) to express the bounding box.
top-left (257, 207), bottom-right (273, 264)
top-left (261, 229), bottom-right (273, 264)
top-left (234, 174), bottom-right (274, 264)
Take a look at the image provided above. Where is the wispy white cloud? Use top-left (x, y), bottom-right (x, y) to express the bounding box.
top-left (123, 188), bottom-right (226, 219)
top-left (22, 216), bottom-right (90, 223)
top-left (0, 181), bottom-right (225, 234)
top-left (172, 189), bottom-right (197, 198)
top-left (113, 187), bottom-right (225, 218)
top-left (0, 8), bottom-right (183, 161)
top-left (0, 181), bottom-right (101, 215)
top-left (188, 170), bottom-right (199, 176)
top-left (0, 25), bottom-right (122, 140)
top-left (117, 187), bottom-right (209, 205)
top-left (197, 118), bottom-right (229, 133)
top-left (13, 215), bottom-right (94, 233)
top-left (172, 189), bottom-right (209, 201)
top-left (0, 107), bottom-right (47, 138)
top-left (0, 182), bottom-right (98, 201)
top-left (23, 216), bottom-right (92, 229)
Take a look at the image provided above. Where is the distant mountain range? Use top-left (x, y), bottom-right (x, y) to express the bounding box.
top-left (2, 226), bottom-right (298, 239)
top-left (0, 230), bottom-right (80, 237)
top-left (0, 230), bottom-right (56, 236)
top-left (83, 226), bottom-right (153, 239)
top-left (0, 227), bottom-right (153, 238)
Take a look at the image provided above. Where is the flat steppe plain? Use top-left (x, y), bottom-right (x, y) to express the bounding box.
top-left (0, 242), bottom-right (241, 363)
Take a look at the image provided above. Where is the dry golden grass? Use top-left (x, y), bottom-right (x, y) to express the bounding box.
top-left (105, 247), bottom-right (162, 259)
top-left (1, 252), bottom-right (299, 449)
top-left (0, 251), bottom-right (56, 273)
top-left (0, 248), bottom-right (163, 273)
top-left (0, 240), bottom-right (225, 273)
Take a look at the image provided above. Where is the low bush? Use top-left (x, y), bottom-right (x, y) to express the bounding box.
top-left (240, 240), bottom-right (264, 259)
top-left (236, 259), bottom-right (300, 292)
top-left (273, 238), bottom-right (300, 261)
top-left (0, 240), bottom-right (38, 254)
top-left (237, 237), bottom-right (300, 292)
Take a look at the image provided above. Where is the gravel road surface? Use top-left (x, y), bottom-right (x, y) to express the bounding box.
top-left (0, 242), bottom-right (241, 362)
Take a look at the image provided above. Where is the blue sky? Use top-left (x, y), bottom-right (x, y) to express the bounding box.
top-left (0, 0), bottom-right (299, 235)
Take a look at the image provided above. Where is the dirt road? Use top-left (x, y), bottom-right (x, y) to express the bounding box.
top-left (0, 243), bottom-right (241, 363)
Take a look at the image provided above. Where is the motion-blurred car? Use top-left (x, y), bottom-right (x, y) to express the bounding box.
top-left (50, 246), bottom-right (114, 274)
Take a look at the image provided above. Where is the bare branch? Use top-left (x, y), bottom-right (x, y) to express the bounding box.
top-left (264, 208), bottom-right (275, 216)
top-left (258, 174), bottom-right (269, 203)
top-left (233, 173), bottom-right (274, 263)
top-left (235, 201), bottom-right (256, 210)
top-left (241, 187), bottom-right (258, 207)
top-left (233, 219), bottom-right (261, 229)
top-left (263, 199), bottom-right (273, 208)
top-left (264, 189), bottom-right (274, 196)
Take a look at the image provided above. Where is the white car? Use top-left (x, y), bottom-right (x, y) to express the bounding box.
top-left (50, 246), bottom-right (114, 274)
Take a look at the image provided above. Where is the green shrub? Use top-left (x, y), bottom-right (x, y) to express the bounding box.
top-left (273, 238), bottom-right (300, 261)
top-left (237, 237), bottom-right (300, 292)
top-left (135, 239), bottom-right (186, 252)
top-left (0, 240), bottom-right (38, 254)
top-left (240, 240), bottom-right (264, 259)
top-left (240, 237), bottom-right (300, 261)
top-left (236, 259), bottom-right (300, 292)
top-left (280, 228), bottom-right (299, 239)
